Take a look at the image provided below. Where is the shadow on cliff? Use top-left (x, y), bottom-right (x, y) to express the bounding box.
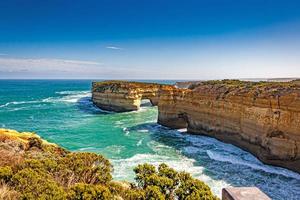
top-left (127, 122), bottom-right (300, 200)
top-left (76, 97), bottom-right (113, 115)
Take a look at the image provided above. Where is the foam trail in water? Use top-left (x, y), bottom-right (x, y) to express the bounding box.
top-left (112, 153), bottom-right (229, 197)
top-left (137, 129), bottom-right (149, 133)
top-left (43, 91), bottom-right (91, 103)
top-left (0, 91), bottom-right (91, 109)
top-left (56, 90), bottom-right (89, 95)
top-left (136, 139), bottom-right (143, 146)
top-left (0, 100), bottom-right (41, 108)
top-left (207, 150), bottom-right (300, 180)
top-left (122, 127), bottom-right (130, 136)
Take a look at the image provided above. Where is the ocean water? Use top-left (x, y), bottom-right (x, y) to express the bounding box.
top-left (0, 79), bottom-right (299, 199)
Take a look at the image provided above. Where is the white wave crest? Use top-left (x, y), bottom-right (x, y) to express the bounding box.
top-left (137, 129), bottom-right (149, 133)
top-left (207, 150), bottom-right (300, 180)
top-left (43, 91), bottom-right (91, 103)
top-left (136, 139), bottom-right (143, 146)
top-left (122, 127), bottom-right (130, 136)
top-left (0, 91), bottom-right (91, 109)
top-left (56, 90), bottom-right (90, 95)
top-left (0, 100), bottom-right (41, 108)
top-left (112, 153), bottom-right (228, 197)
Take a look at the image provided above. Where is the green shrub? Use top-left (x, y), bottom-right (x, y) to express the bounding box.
top-left (0, 166), bottom-right (13, 183)
top-left (56, 152), bottom-right (112, 186)
top-left (175, 178), bottom-right (218, 200)
top-left (19, 158), bottom-right (58, 174)
top-left (0, 132), bottom-right (218, 200)
top-left (123, 189), bottom-right (145, 200)
top-left (134, 163), bottom-right (218, 200)
top-left (134, 163), bottom-right (156, 188)
top-left (144, 174), bottom-right (174, 195)
top-left (67, 183), bottom-right (112, 200)
top-left (145, 186), bottom-right (165, 200)
top-left (12, 168), bottom-right (66, 200)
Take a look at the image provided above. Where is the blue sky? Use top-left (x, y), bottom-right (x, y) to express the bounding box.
top-left (0, 0), bottom-right (300, 79)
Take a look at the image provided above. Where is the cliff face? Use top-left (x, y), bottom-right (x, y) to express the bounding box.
top-left (92, 80), bottom-right (300, 173)
top-left (158, 80), bottom-right (300, 173)
top-left (92, 81), bottom-right (170, 112)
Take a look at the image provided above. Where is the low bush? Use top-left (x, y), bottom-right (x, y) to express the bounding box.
top-left (67, 183), bottom-right (112, 200)
top-left (134, 163), bottom-right (218, 200)
top-left (0, 139), bottom-right (218, 200)
top-left (0, 166), bottom-right (13, 183)
top-left (12, 168), bottom-right (66, 200)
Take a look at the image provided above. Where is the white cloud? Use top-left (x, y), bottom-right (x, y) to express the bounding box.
top-left (0, 53), bottom-right (7, 56)
top-left (0, 57), bottom-right (104, 77)
top-left (106, 46), bottom-right (122, 50)
top-left (0, 58), bottom-right (102, 69)
top-left (0, 57), bottom-right (146, 79)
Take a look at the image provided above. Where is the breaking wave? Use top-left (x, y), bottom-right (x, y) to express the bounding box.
top-left (0, 90), bottom-right (91, 109)
top-left (44, 91), bottom-right (91, 103)
top-left (112, 153), bottom-right (229, 197)
top-left (0, 100), bottom-right (41, 108)
top-left (206, 150), bottom-right (300, 180)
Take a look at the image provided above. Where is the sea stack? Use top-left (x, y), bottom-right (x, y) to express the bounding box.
top-left (92, 81), bottom-right (170, 112)
top-left (92, 80), bottom-right (300, 173)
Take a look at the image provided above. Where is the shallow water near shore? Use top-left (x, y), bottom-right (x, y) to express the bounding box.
top-left (0, 80), bottom-right (300, 199)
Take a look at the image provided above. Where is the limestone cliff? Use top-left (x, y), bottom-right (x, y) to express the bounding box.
top-left (158, 80), bottom-right (300, 173)
top-left (92, 80), bottom-right (300, 173)
top-left (92, 81), bottom-right (170, 112)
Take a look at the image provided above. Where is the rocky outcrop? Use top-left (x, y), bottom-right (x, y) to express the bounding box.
top-left (92, 80), bottom-right (300, 173)
top-left (92, 81), bottom-right (171, 112)
top-left (158, 80), bottom-right (300, 173)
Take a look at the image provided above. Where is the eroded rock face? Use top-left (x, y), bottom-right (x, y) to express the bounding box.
top-left (158, 80), bottom-right (300, 173)
top-left (92, 81), bottom-right (170, 112)
top-left (92, 80), bottom-right (300, 173)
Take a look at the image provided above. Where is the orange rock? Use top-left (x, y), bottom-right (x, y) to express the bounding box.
top-left (92, 80), bottom-right (300, 173)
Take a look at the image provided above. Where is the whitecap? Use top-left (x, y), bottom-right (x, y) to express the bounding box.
top-left (56, 90), bottom-right (89, 95)
top-left (78, 147), bottom-right (98, 151)
top-left (103, 145), bottom-right (125, 155)
top-left (206, 150), bottom-right (300, 180)
top-left (112, 153), bottom-right (228, 197)
top-left (122, 127), bottom-right (130, 135)
top-left (137, 129), bottom-right (149, 133)
top-left (177, 128), bottom-right (187, 132)
top-left (136, 139), bottom-right (143, 146)
top-left (42, 91), bottom-right (91, 103)
top-left (0, 100), bottom-right (41, 108)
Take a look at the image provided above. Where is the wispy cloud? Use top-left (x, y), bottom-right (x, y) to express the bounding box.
top-left (0, 57), bottom-right (104, 76)
top-left (0, 58), bottom-right (102, 68)
top-left (0, 53), bottom-right (7, 56)
top-left (0, 57), bottom-right (145, 79)
top-left (106, 46), bottom-right (123, 50)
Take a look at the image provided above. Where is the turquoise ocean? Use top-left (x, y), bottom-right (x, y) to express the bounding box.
top-left (0, 80), bottom-right (299, 199)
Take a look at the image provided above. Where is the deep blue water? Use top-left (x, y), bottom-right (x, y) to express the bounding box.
top-left (0, 80), bottom-right (299, 199)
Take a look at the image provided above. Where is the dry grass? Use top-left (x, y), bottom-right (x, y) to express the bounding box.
top-left (0, 182), bottom-right (20, 200)
top-left (0, 150), bottom-right (23, 168)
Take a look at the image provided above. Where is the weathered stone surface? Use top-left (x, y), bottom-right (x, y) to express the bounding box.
top-left (92, 81), bottom-right (170, 112)
top-left (92, 80), bottom-right (300, 173)
top-left (158, 80), bottom-right (300, 173)
top-left (222, 187), bottom-right (271, 200)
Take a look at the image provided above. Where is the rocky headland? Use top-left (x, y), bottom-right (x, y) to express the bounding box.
top-left (92, 80), bottom-right (300, 173)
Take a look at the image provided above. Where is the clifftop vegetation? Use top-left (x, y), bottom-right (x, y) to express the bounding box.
top-left (0, 129), bottom-right (218, 200)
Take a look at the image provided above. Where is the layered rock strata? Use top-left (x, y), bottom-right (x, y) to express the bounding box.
top-left (92, 81), bottom-right (171, 112)
top-left (92, 80), bottom-right (300, 173)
